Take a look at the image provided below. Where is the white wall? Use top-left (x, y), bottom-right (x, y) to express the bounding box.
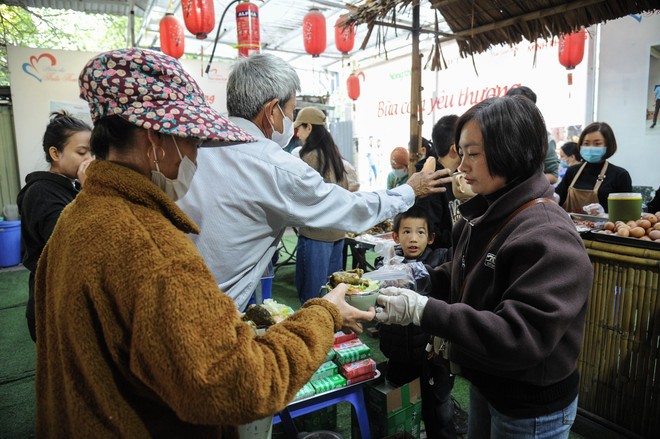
top-left (350, 36), bottom-right (589, 189)
top-left (594, 13), bottom-right (660, 189)
top-left (7, 46), bottom-right (232, 184)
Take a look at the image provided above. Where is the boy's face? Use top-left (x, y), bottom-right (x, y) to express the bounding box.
top-left (392, 217), bottom-right (434, 259)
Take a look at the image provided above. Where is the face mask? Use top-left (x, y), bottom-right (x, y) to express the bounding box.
top-left (580, 146), bottom-right (606, 163)
top-left (151, 136), bottom-right (197, 201)
top-left (269, 104), bottom-right (294, 148)
top-left (393, 168), bottom-right (408, 179)
top-left (560, 160), bottom-right (568, 168)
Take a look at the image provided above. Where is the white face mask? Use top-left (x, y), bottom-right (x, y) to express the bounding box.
top-left (151, 136), bottom-right (197, 201)
top-left (269, 104), bottom-right (294, 148)
top-left (393, 168), bottom-right (408, 179)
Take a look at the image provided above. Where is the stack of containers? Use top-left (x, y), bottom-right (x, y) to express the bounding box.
top-left (291, 331), bottom-right (376, 401)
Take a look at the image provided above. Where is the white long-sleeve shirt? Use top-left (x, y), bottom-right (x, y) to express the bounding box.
top-left (178, 117), bottom-right (415, 311)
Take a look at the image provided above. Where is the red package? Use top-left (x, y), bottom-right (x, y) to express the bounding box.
top-left (346, 371), bottom-right (377, 385)
top-left (333, 331), bottom-right (357, 345)
top-left (333, 338), bottom-right (364, 351)
top-left (340, 358), bottom-right (377, 379)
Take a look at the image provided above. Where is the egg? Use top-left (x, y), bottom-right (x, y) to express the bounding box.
top-left (604, 222), bottom-right (615, 231)
top-left (629, 227), bottom-right (646, 238)
top-left (642, 213), bottom-right (657, 225)
top-left (617, 227), bottom-right (630, 237)
top-left (636, 219), bottom-right (651, 229)
top-left (649, 230), bottom-right (660, 240)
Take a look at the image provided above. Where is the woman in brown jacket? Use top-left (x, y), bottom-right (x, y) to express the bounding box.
top-left (35, 48), bottom-right (374, 439)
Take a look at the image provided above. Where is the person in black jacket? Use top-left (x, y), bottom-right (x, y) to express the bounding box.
top-left (16, 111), bottom-right (93, 342)
top-left (375, 96), bottom-right (592, 438)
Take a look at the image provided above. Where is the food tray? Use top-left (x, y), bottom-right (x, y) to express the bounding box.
top-left (588, 230), bottom-right (660, 250)
top-left (570, 213), bottom-right (609, 222)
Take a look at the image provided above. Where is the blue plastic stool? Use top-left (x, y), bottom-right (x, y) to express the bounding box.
top-left (273, 382), bottom-right (371, 439)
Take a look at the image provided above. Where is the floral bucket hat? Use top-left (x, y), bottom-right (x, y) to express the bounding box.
top-left (79, 48), bottom-right (254, 144)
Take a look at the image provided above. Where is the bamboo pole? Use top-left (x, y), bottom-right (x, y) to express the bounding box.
top-left (408, 0), bottom-right (422, 175)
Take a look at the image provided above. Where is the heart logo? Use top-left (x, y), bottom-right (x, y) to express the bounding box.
top-left (21, 53), bottom-right (57, 82)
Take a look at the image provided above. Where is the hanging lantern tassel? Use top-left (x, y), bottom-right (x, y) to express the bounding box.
top-left (558, 27), bottom-right (586, 94)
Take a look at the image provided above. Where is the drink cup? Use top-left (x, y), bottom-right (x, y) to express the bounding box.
top-left (608, 193), bottom-right (642, 222)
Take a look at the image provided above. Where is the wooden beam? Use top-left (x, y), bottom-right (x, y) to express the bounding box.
top-left (430, 0), bottom-right (464, 8)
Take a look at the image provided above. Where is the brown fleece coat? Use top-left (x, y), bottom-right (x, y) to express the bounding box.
top-left (35, 160), bottom-right (342, 438)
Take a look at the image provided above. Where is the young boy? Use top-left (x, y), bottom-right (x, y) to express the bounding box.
top-left (377, 206), bottom-right (459, 438)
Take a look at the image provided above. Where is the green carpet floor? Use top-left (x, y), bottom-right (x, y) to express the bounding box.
top-left (0, 233), bottom-right (611, 438)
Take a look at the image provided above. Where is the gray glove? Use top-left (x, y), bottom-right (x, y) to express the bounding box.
top-left (375, 286), bottom-right (428, 326)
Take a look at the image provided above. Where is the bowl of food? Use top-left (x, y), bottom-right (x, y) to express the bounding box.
top-left (326, 269), bottom-right (380, 311)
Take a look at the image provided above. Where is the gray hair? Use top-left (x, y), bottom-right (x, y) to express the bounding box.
top-left (227, 53), bottom-right (301, 120)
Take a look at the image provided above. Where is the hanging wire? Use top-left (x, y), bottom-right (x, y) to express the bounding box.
top-left (206, 0), bottom-right (241, 74)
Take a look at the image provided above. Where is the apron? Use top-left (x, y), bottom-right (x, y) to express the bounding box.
top-left (563, 161), bottom-right (608, 214)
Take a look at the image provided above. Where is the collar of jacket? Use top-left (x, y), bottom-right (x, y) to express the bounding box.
top-left (228, 116), bottom-right (267, 140)
top-left (84, 160), bottom-right (199, 235)
top-left (24, 171), bottom-right (79, 192)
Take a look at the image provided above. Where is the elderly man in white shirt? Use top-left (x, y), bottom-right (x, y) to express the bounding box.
top-left (178, 53), bottom-right (449, 311)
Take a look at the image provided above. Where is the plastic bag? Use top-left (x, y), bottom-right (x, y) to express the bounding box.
top-left (369, 232), bottom-right (432, 294)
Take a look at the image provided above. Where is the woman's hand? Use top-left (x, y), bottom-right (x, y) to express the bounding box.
top-left (77, 157), bottom-right (95, 186)
top-left (322, 283), bottom-right (375, 334)
top-left (406, 168), bottom-right (453, 198)
top-left (375, 286), bottom-right (428, 326)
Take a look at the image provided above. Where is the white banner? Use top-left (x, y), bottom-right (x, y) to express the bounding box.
top-left (7, 46), bottom-right (232, 184)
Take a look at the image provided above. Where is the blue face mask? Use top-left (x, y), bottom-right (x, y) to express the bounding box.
top-left (560, 160), bottom-right (568, 168)
top-left (580, 146), bottom-right (606, 163)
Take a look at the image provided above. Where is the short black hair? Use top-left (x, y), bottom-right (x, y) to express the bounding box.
top-left (393, 205), bottom-right (432, 236)
top-left (432, 115), bottom-right (459, 158)
top-left (42, 111), bottom-right (92, 163)
top-left (454, 96), bottom-right (547, 183)
top-left (561, 141), bottom-right (581, 161)
top-left (578, 122), bottom-right (618, 159)
top-left (505, 86), bottom-right (537, 104)
top-left (90, 116), bottom-right (140, 160)
top-left (409, 137), bottom-right (436, 158)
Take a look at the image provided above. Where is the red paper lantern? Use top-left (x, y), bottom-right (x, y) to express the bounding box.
top-left (303, 9), bottom-right (326, 57)
top-left (181, 0), bottom-right (215, 40)
top-left (159, 13), bottom-right (185, 59)
top-left (236, 1), bottom-right (261, 57)
top-left (347, 73), bottom-right (360, 101)
top-left (558, 28), bottom-right (586, 85)
top-left (334, 16), bottom-right (355, 55)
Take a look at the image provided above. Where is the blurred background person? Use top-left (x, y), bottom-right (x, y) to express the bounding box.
top-left (433, 114), bottom-right (475, 204)
top-left (505, 86), bottom-right (560, 184)
top-left (414, 137), bottom-right (437, 172)
top-left (557, 141), bottom-right (582, 180)
top-left (293, 107), bottom-right (348, 304)
top-left (555, 122), bottom-right (632, 213)
top-left (16, 111), bottom-right (93, 342)
top-left (387, 146), bottom-right (410, 189)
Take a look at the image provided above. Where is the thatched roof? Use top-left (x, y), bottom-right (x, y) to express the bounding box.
top-left (347, 0), bottom-right (660, 58)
